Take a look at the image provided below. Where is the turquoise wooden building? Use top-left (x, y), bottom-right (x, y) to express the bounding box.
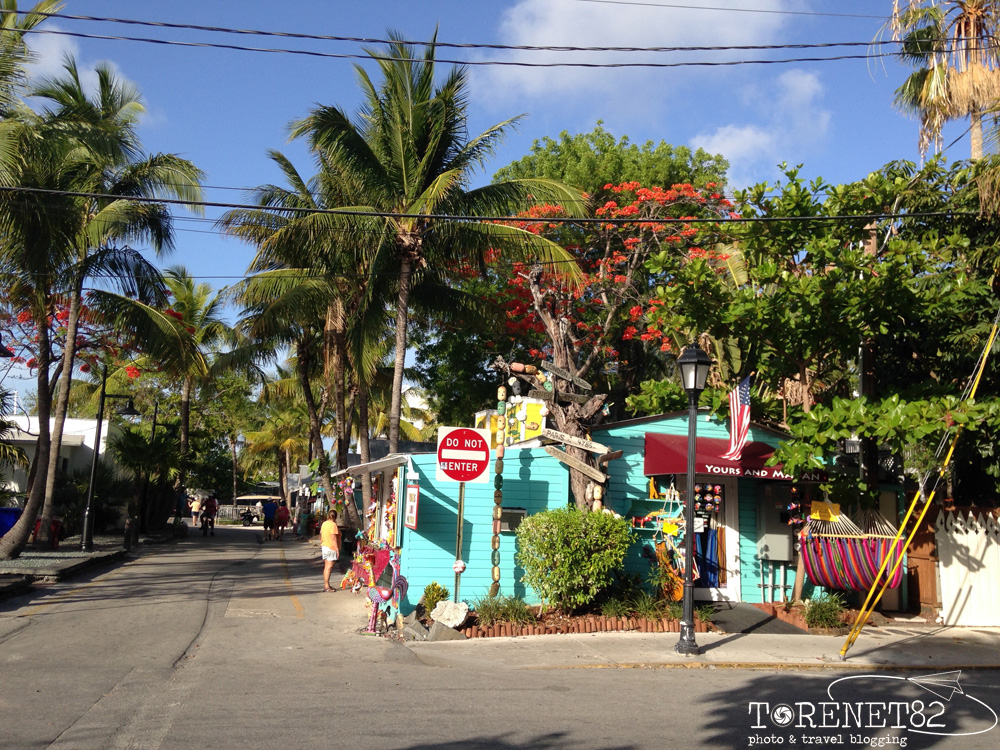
top-left (348, 411), bottom-right (903, 613)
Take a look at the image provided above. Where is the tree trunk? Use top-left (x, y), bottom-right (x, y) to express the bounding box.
top-left (971, 107), bottom-right (983, 160)
top-left (38, 282), bottom-right (84, 549)
top-left (179, 376), bottom-right (192, 489)
top-left (229, 434), bottom-right (238, 504)
top-left (388, 254), bottom-right (414, 455)
top-left (358, 378), bottom-right (373, 530)
top-left (0, 322), bottom-right (53, 560)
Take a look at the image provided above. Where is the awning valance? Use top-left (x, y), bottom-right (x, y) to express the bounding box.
top-left (329, 454), bottom-right (408, 481)
top-left (644, 433), bottom-right (806, 481)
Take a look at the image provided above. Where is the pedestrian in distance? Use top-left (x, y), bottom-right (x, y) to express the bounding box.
top-left (320, 509), bottom-right (341, 592)
top-left (275, 500), bottom-right (290, 540)
top-left (201, 494), bottom-right (218, 536)
top-left (190, 496), bottom-right (202, 528)
top-left (261, 496), bottom-right (278, 540)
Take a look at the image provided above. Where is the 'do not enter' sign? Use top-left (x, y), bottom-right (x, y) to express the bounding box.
top-left (436, 426), bottom-right (491, 483)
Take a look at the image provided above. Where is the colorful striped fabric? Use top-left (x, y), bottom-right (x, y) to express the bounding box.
top-left (800, 533), bottom-right (905, 591)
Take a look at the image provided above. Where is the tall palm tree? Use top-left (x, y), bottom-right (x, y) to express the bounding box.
top-left (289, 29), bottom-right (584, 454)
top-left (28, 59), bottom-right (203, 547)
top-left (891, 0), bottom-right (1000, 159)
top-left (158, 268), bottom-right (231, 489)
top-left (220, 150), bottom-right (394, 529)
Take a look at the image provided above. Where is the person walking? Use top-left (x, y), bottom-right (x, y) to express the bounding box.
top-left (201, 495), bottom-right (218, 536)
top-left (274, 501), bottom-right (290, 540)
top-left (320, 509), bottom-right (341, 592)
top-left (190, 496), bottom-right (202, 528)
top-left (261, 497), bottom-right (278, 541)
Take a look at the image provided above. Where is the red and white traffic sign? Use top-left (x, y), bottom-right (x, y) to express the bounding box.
top-left (436, 427), bottom-right (491, 483)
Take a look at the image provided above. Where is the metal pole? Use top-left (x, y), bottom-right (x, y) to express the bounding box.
top-left (454, 481), bottom-right (465, 602)
top-left (675, 388), bottom-right (702, 655)
top-left (81, 366), bottom-right (108, 552)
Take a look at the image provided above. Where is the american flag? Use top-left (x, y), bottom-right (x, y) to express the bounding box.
top-left (720, 376), bottom-right (752, 460)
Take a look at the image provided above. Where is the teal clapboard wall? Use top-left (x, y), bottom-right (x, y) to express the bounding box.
top-left (397, 450), bottom-right (569, 611)
top-left (396, 412), bottom-right (802, 611)
top-left (594, 412), bottom-right (789, 603)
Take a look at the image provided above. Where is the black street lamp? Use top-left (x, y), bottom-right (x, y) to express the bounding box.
top-left (675, 341), bottom-right (712, 656)
top-left (81, 365), bottom-right (140, 552)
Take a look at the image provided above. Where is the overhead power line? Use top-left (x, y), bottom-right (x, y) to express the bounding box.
top-left (17, 27), bottom-right (901, 68)
top-left (3, 8), bottom-right (895, 53)
top-left (0, 184), bottom-right (978, 226)
top-left (571, 0), bottom-right (887, 19)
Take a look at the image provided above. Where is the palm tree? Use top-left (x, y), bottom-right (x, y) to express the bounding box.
top-left (891, 0), bottom-right (1000, 159)
top-left (27, 59), bottom-right (203, 547)
top-left (158, 268), bottom-right (232, 489)
top-left (289, 29), bottom-right (584, 454)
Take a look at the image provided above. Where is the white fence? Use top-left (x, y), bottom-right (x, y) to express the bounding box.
top-left (935, 510), bottom-right (1000, 626)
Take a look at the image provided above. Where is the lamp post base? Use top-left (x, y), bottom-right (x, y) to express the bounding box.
top-left (674, 623), bottom-right (701, 656)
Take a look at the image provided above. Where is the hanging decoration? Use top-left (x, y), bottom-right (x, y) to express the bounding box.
top-left (799, 507), bottom-right (905, 591)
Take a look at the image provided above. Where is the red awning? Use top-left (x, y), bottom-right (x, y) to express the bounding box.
top-left (644, 433), bottom-right (797, 481)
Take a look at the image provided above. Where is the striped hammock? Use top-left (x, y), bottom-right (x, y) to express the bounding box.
top-left (799, 509), bottom-right (904, 591)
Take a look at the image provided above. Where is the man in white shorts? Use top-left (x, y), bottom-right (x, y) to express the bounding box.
top-left (320, 510), bottom-right (342, 592)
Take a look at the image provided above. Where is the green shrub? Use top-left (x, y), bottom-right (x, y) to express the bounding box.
top-left (600, 598), bottom-right (630, 618)
top-left (695, 604), bottom-right (716, 624)
top-left (664, 601), bottom-right (683, 620)
top-left (805, 593), bottom-right (846, 629)
top-left (629, 591), bottom-right (668, 618)
top-left (515, 507), bottom-right (633, 613)
top-left (422, 581), bottom-right (450, 615)
top-left (473, 595), bottom-right (537, 627)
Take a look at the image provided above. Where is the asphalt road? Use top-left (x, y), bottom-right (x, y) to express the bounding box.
top-left (1, 525), bottom-right (996, 750)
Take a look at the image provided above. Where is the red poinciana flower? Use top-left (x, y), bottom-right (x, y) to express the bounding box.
top-left (125, 365), bottom-right (141, 379)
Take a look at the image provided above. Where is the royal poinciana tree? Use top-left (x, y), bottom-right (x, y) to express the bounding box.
top-left (494, 182), bottom-right (733, 508)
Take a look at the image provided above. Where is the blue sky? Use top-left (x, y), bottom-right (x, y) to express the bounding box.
top-left (1, 0), bottom-right (977, 392)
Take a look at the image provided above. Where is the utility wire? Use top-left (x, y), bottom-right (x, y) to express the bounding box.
top-left (0, 183), bottom-right (978, 226)
top-left (571, 0), bottom-right (887, 19)
top-left (2, 8), bottom-right (897, 53)
top-left (17, 27), bottom-right (901, 68)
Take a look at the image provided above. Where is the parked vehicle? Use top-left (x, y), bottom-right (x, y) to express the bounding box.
top-left (240, 508), bottom-right (258, 527)
top-left (234, 495), bottom-right (280, 527)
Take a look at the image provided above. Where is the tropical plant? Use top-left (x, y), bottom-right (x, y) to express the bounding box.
top-left (515, 506), bottom-right (633, 612)
top-left (421, 581), bottom-right (450, 615)
top-left (890, 0), bottom-right (1000, 159)
top-left (804, 592), bottom-right (847, 629)
top-left (472, 594), bottom-right (537, 627)
top-left (288, 28), bottom-right (584, 456)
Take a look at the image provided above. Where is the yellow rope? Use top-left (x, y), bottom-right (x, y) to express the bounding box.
top-left (839, 315), bottom-right (1000, 659)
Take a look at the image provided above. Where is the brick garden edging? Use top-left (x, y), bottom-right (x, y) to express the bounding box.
top-left (458, 616), bottom-right (713, 638)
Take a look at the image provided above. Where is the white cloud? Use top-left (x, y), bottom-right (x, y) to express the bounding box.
top-left (475, 0), bottom-right (796, 103)
top-left (24, 24), bottom-right (81, 83)
top-left (690, 68), bottom-right (831, 190)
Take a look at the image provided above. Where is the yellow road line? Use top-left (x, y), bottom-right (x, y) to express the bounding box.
top-left (278, 547), bottom-right (305, 619)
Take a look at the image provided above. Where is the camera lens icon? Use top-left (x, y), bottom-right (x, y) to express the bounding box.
top-left (770, 704), bottom-right (795, 727)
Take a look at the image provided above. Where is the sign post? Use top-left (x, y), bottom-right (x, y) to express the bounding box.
top-left (437, 427), bottom-right (491, 602)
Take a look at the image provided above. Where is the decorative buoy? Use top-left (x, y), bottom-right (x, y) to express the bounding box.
top-left (496, 444), bottom-right (505, 459)
top-left (453, 560), bottom-right (466, 574)
top-left (510, 362), bottom-right (525, 373)
top-left (495, 458), bottom-right (504, 474)
top-left (593, 485), bottom-right (604, 501)
top-left (523, 364), bottom-right (538, 375)
top-left (491, 549), bottom-right (501, 566)
top-left (497, 401), bottom-right (507, 415)
top-left (536, 373), bottom-right (547, 383)
top-left (526, 421), bottom-right (539, 431)
top-left (497, 386), bottom-right (507, 401)
top-left (493, 505), bottom-right (503, 520)
top-left (543, 380), bottom-right (554, 392)
top-left (494, 474), bottom-right (504, 489)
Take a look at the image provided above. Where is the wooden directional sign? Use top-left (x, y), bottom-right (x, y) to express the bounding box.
top-left (541, 361), bottom-right (592, 391)
top-left (556, 391), bottom-right (592, 404)
top-left (541, 428), bottom-right (609, 455)
top-left (528, 388), bottom-right (553, 401)
top-left (597, 449), bottom-right (624, 466)
top-left (542, 444), bottom-right (607, 483)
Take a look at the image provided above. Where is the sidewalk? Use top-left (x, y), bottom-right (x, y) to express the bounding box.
top-left (0, 532), bottom-right (137, 592)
